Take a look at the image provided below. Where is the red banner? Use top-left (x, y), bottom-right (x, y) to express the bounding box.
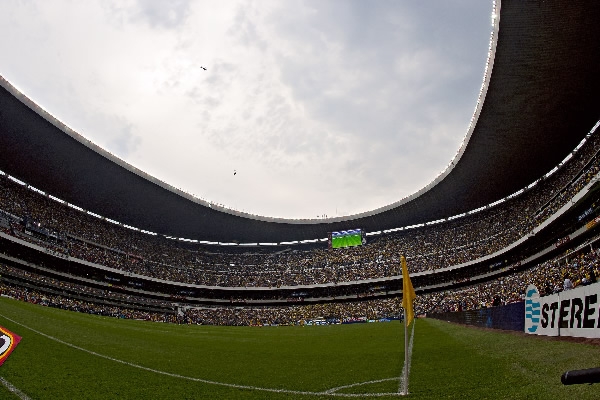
top-left (0, 326), bottom-right (21, 366)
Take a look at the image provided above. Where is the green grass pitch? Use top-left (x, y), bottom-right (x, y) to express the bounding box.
top-left (0, 297), bottom-right (599, 399)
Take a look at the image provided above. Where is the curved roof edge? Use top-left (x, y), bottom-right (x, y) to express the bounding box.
top-left (1, 0), bottom-right (599, 243)
top-left (0, 1), bottom-right (500, 226)
top-left (346, 1), bottom-right (501, 224)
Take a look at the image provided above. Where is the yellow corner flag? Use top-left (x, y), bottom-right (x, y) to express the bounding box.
top-left (401, 255), bottom-right (416, 326)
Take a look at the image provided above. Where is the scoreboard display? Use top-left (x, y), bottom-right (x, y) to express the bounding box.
top-left (328, 229), bottom-right (365, 249)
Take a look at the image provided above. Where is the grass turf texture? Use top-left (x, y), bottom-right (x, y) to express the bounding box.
top-left (0, 297), bottom-right (599, 399)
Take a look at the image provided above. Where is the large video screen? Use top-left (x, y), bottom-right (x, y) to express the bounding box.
top-left (328, 229), bottom-right (365, 249)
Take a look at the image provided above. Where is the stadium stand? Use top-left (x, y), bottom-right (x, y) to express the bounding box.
top-left (1, 1), bottom-right (600, 325)
top-left (1, 124), bottom-right (599, 324)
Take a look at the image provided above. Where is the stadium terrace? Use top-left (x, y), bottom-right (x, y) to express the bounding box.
top-left (0, 1), bottom-right (600, 329)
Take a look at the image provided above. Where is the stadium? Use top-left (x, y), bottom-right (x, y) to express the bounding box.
top-left (1, 1), bottom-right (600, 398)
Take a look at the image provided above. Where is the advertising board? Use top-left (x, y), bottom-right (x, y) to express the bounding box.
top-left (525, 282), bottom-right (600, 338)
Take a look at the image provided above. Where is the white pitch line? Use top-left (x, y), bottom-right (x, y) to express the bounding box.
top-left (324, 377), bottom-right (398, 393)
top-left (0, 313), bottom-right (402, 398)
top-left (0, 376), bottom-right (32, 400)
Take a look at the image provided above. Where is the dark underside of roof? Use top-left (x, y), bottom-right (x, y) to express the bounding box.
top-left (1, 0), bottom-right (599, 243)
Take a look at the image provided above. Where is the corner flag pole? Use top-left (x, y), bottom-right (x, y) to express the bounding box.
top-left (401, 255), bottom-right (416, 395)
top-left (403, 310), bottom-right (409, 395)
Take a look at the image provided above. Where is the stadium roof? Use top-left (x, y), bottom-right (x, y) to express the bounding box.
top-left (0, 0), bottom-right (599, 244)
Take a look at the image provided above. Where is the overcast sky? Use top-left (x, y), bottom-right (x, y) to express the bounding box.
top-left (0, 0), bottom-right (493, 219)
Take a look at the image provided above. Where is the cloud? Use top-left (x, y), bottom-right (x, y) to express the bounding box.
top-left (0, 0), bottom-right (493, 219)
top-left (91, 115), bottom-right (141, 159)
top-left (103, 0), bottom-right (193, 30)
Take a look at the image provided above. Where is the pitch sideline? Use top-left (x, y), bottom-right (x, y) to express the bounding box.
top-left (0, 313), bottom-right (406, 398)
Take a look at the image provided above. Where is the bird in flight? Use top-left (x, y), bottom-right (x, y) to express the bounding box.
top-left (200, 66), bottom-right (207, 71)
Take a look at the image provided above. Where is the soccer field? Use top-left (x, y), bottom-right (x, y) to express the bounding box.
top-left (0, 297), bottom-right (598, 399)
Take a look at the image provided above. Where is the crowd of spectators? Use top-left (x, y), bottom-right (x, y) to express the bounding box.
top-left (0, 281), bottom-right (177, 323)
top-left (0, 129), bottom-right (598, 328)
top-left (0, 263), bottom-right (173, 308)
top-left (415, 243), bottom-right (600, 315)
top-left (0, 128), bottom-right (598, 289)
top-left (2, 240), bottom-right (599, 326)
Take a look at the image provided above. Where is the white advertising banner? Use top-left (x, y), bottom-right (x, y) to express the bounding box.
top-left (525, 282), bottom-right (600, 338)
